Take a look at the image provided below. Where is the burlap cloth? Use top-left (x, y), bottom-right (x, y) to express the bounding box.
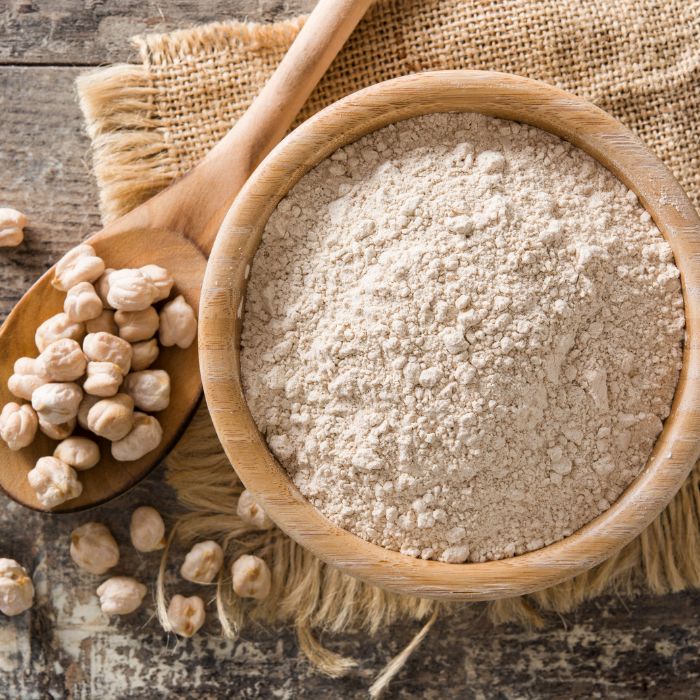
top-left (77, 0), bottom-right (700, 693)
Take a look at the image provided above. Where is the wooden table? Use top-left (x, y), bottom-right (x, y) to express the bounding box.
top-left (0, 2), bottom-right (698, 697)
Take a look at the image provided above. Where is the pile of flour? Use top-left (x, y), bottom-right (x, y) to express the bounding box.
top-left (240, 113), bottom-right (684, 563)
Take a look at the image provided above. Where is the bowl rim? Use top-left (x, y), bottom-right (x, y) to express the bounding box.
top-left (200, 70), bottom-right (700, 600)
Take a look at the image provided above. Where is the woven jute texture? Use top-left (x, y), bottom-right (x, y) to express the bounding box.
top-left (76, 0), bottom-right (700, 689)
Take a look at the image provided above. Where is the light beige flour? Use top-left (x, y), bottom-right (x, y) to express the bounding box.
top-left (240, 113), bottom-right (684, 563)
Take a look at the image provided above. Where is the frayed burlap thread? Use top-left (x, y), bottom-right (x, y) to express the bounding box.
top-left (76, 0), bottom-right (700, 693)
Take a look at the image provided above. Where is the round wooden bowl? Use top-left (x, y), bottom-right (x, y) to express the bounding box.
top-left (200, 70), bottom-right (700, 600)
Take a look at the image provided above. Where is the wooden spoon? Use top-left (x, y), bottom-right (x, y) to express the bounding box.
top-left (0, 0), bottom-right (374, 512)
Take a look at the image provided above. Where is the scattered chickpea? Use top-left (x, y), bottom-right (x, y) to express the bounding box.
top-left (115, 307), bottom-right (159, 343)
top-left (130, 506), bottom-right (166, 552)
top-left (130, 339), bottom-right (159, 371)
top-left (140, 264), bottom-right (174, 302)
top-left (8, 357), bottom-right (49, 401)
top-left (53, 244), bottom-right (105, 292)
top-left (123, 370), bottom-right (170, 412)
top-left (87, 393), bottom-right (134, 441)
top-left (159, 295), bottom-right (197, 349)
top-left (70, 522), bottom-right (119, 575)
top-left (180, 541), bottom-right (224, 584)
top-left (231, 554), bottom-right (271, 600)
top-left (64, 281), bottom-right (103, 322)
top-left (86, 309), bottom-right (118, 335)
top-left (31, 382), bottom-right (82, 425)
top-left (83, 361), bottom-right (123, 397)
top-left (0, 558), bottom-right (34, 616)
top-left (0, 208), bottom-right (27, 248)
top-left (167, 594), bottom-right (205, 637)
top-left (39, 416), bottom-right (75, 440)
top-left (83, 332), bottom-right (132, 375)
top-left (38, 338), bottom-right (87, 382)
top-left (96, 576), bottom-right (147, 616)
top-left (111, 412), bottom-right (162, 462)
top-left (0, 402), bottom-right (38, 450)
top-left (236, 489), bottom-right (274, 530)
top-left (54, 437), bottom-right (100, 471)
top-left (95, 268), bottom-right (115, 308)
top-left (35, 313), bottom-right (85, 353)
top-left (28, 456), bottom-right (82, 508)
top-left (107, 269), bottom-right (157, 311)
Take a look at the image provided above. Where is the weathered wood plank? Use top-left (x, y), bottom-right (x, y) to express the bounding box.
top-left (0, 0), bottom-right (315, 66)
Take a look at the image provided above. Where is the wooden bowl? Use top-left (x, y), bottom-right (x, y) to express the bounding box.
top-left (200, 71), bottom-right (700, 600)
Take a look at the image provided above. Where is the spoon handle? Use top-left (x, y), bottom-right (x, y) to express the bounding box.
top-left (122, 0), bottom-right (374, 254)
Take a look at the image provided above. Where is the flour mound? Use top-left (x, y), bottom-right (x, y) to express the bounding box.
top-left (241, 113), bottom-right (684, 563)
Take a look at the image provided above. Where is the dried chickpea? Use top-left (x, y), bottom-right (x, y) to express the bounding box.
top-left (129, 506), bottom-right (166, 552)
top-left (0, 402), bottom-right (38, 450)
top-left (83, 332), bottom-right (132, 374)
top-left (87, 393), bottom-right (134, 441)
top-left (31, 382), bottom-right (82, 425)
top-left (77, 395), bottom-right (99, 430)
top-left (140, 264), bottom-right (174, 302)
top-left (111, 412), bottom-right (162, 461)
top-left (28, 456), bottom-right (82, 508)
top-left (236, 489), bottom-right (274, 530)
top-left (38, 338), bottom-right (87, 382)
top-left (0, 208), bottom-right (27, 247)
top-left (231, 555), bottom-right (271, 600)
top-left (53, 244), bottom-right (105, 292)
top-left (107, 269), bottom-right (157, 311)
top-left (70, 522), bottom-right (119, 575)
top-left (159, 295), bottom-right (197, 348)
top-left (167, 595), bottom-right (205, 637)
top-left (0, 559), bottom-right (34, 616)
top-left (7, 356), bottom-right (49, 401)
top-left (115, 306), bottom-right (159, 342)
top-left (180, 541), bottom-right (223, 584)
top-left (123, 370), bottom-right (170, 412)
top-left (130, 339), bottom-right (159, 371)
top-left (54, 437), bottom-right (100, 471)
top-left (95, 268), bottom-right (115, 308)
top-left (39, 415), bottom-right (75, 440)
top-left (35, 313), bottom-right (85, 353)
top-left (83, 361), bottom-right (123, 397)
top-left (96, 576), bottom-right (147, 616)
top-left (86, 309), bottom-right (118, 335)
top-left (64, 281), bottom-right (103, 322)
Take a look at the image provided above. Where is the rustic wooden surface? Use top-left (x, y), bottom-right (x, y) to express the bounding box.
top-left (0, 2), bottom-right (699, 698)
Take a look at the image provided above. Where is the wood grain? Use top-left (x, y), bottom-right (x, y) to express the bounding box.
top-left (201, 70), bottom-right (700, 600)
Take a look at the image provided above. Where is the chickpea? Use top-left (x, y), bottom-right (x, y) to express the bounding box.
top-left (167, 595), bottom-right (205, 637)
top-left (115, 306), bottom-right (159, 343)
top-left (77, 394), bottom-right (100, 430)
top-left (83, 332), bottom-right (132, 375)
top-left (54, 437), bottom-right (100, 471)
top-left (0, 402), bottom-right (38, 450)
top-left (159, 295), bottom-right (197, 349)
top-left (87, 393), bottom-right (134, 441)
top-left (35, 312), bottom-right (85, 353)
top-left (86, 309), bottom-right (118, 335)
top-left (0, 559), bottom-right (34, 616)
top-left (130, 339), bottom-right (159, 371)
top-left (28, 456), bottom-right (82, 508)
top-left (64, 281), bottom-right (103, 322)
top-left (83, 361), bottom-right (123, 397)
top-left (70, 522), bottom-right (119, 575)
top-left (123, 370), bottom-right (170, 412)
top-left (38, 338), bottom-right (87, 382)
top-left (8, 357), bottom-right (49, 401)
top-left (231, 555), bottom-right (271, 600)
top-left (96, 576), bottom-right (147, 616)
top-left (180, 541), bottom-right (224, 584)
top-left (53, 244), bottom-right (105, 292)
top-left (0, 208), bottom-right (26, 247)
top-left (111, 412), bottom-right (162, 461)
top-left (236, 489), bottom-right (274, 530)
top-left (140, 265), bottom-right (174, 302)
top-left (95, 268), bottom-right (115, 308)
top-left (130, 506), bottom-right (166, 552)
top-left (31, 382), bottom-right (82, 425)
top-left (39, 416), bottom-right (75, 440)
top-left (107, 269), bottom-right (157, 312)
